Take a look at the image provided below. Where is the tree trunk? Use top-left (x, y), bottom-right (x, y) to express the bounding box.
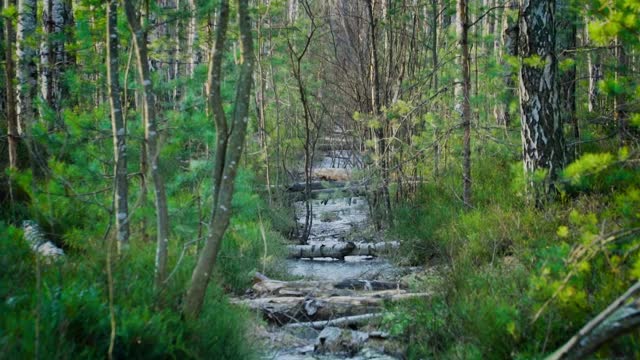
top-left (585, 24), bottom-right (601, 113)
top-left (614, 38), bottom-right (628, 143)
top-left (183, 0), bottom-right (254, 318)
top-left (17, 0), bottom-right (44, 176)
top-left (495, 0), bottom-right (518, 128)
top-left (557, 0), bottom-right (578, 156)
top-left (124, 0), bottom-right (171, 289)
top-left (456, 0), bottom-right (472, 209)
top-left (186, 0), bottom-right (198, 77)
top-left (518, 0), bottom-right (565, 200)
top-left (365, 0), bottom-right (393, 228)
top-left (549, 281), bottom-right (640, 360)
top-left (107, 0), bottom-right (129, 252)
top-left (4, 0), bottom-right (19, 170)
top-left (41, 0), bottom-right (65, 126)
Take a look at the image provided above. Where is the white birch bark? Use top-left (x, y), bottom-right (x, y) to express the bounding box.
top-left (107, 0), bottom-right (130, 251)
top-left (16, 0), bottom-right (36, 136)
top-left (518, 0), bottom-right (565, 198)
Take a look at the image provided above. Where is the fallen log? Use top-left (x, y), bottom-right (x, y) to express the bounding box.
top-left (252, 277), bottom-right (405, 297)
top-left (232, 291), bottom-right (431, 324)
top-left (286, 181), bottom-right (350, 193)
top-left (285, 313), bottom-right (384, 330)
top-left (287, 241), bottom-right (400, 259)
top-left (548, 281), bottom-right (640, 360)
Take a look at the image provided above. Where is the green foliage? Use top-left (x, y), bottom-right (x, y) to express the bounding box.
top-left (0, 222), bottom-right (256, 359)
top-left (389, 144), bottom-right (640, 358)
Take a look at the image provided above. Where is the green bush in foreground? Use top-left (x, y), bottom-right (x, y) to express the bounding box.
top-left (0, 221), bottom-right (255, 359)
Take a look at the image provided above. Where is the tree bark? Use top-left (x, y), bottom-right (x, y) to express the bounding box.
top-left (41, 0), bottom-right (65, 125)
top-left (518, 0), bottom-right (565, 200)
top-left (495, 0), bottom-right (518, 127)
top-left (186, 0), bottom-right (198, 77)
top-left (4, 0), bottom-right (19, 170)
top-left (183, 0), bottom-right (254, 318)
top-left (365, 0), bottom-right (393, 228)
top-left (585, 25), bottom-right (601, 113)
top-left (614, 38), bottom-right (629, 143)
top-left (107, 0), bottom-right (129, 252)
top-left (556, 0), bottom-right (578, 156)
top-left (286, 2), bottom-right (320, 244)
top-left (17, 0), bottom-right (44, 176)
top-left (124, 0), bottom-right (171, 289)
top-left (456, 0), bottom-right (472, 209)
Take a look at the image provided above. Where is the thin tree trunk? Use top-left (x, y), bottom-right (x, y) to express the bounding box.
top-left (585, 24), bottom-right (601, 113)
top-left (186, 0), bottom-right (198, 77)
top-left (183, 0), bottom-right (254, 318)
top-left (457, 0), bottom-right (472, 208)
top-left (365, 0), bottom-right (393, 228)
top-left (107, 0), bottom-right (130, 252)
top-left (124, 0), bottom-right (170, 289)
top-left (557, 0), bottom-right (578, 157)
top-left (614, 38), bottom-right (628, 143)
top-left (255, 3), bottom-right (272, 203)
top-left (4, 0), bottom-right (19, 170)
top-left (495, 1), bottom-right (518, 128)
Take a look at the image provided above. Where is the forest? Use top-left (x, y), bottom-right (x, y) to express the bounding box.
top-left (1, 0), bottom-right (640, 358)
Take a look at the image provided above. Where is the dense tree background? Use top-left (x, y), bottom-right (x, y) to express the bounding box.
top-left (1, 0), bottom-right (640, 358)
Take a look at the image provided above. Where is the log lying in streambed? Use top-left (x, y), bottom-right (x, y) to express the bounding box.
top-left (286, 181), bottom-right (350, 192)
top-left (285, 313), bottom-right (384, 330)
top-left (287, 241), bottom-right (400, 259)
top-left (232, 291), bottom-right (432, 324)
top-left (252, 277), bottom-right (406, 297)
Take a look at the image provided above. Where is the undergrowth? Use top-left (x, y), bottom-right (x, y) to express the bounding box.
top-left (388, 143), bottom-right (640, 359)
top-left (1, 170), bottom-right (287, 359)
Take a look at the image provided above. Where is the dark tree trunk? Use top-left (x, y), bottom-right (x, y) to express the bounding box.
top-left (557, 0), bottom-right (578, 156)
top-left (457, 0), bottom-right (472, 208)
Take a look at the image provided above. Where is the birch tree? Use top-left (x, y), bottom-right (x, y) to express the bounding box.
top-left (183, 0), bottom-right (254, 318)
top-left (4, 0), bottom-right (19, 170)
top-left (41, 0), bottom-right (65, 122)
top-left (186, 0), bottom-right (198, 77)
top-left (107, 0), bottom-right (129, 251)
top-left (17, 0), bottom-right (43, 175)
top-left (518, 0), bottom-right (565, 199)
